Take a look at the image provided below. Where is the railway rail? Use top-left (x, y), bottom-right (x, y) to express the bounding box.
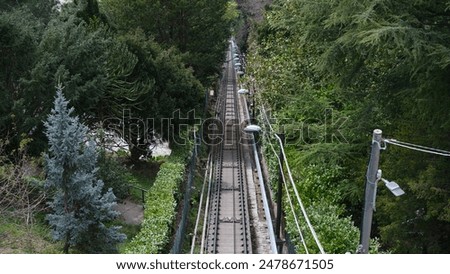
top-left (191, 40), bottom-right (276, 254)
top-left (203, 42), bottom-right (252, 254)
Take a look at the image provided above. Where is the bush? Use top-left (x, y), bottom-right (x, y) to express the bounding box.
top-left (97, 151), bottom-right (130, 200)
top-left (124, 144), bottom-right (192, 253)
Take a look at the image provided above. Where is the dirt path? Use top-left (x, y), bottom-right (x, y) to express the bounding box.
top-left (116, 199), bottom-right (144, 225)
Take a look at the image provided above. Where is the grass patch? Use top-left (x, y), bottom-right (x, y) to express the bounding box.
top-left (125, 160), bottom-right (161, 203)
top-left (0, 216), bottom-right (62, 254)
top-left (115, 221), bottom-right (142, 253)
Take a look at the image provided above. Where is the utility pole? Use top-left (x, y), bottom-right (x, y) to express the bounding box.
top-left (358, 129), bottom-right (383, 254)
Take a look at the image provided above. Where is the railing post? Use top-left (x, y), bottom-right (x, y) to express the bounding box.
top-left (275, 133), bottom-right (285, 253)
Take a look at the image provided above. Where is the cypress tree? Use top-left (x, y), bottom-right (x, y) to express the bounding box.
top-left (44, 86), bottom-right (126, 254)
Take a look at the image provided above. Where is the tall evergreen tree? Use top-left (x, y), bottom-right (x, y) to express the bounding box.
top-left (44, 86), bottom-right (125, 254)
top-left (0, 6), bottom-right (44, 154)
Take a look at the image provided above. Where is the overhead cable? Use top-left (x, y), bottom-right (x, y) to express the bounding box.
top-left (263, 130), bottom-right (309, 253)
top-left (384, 139), bottom-right (450, 157)
top-left (261, 105), bottom-right (325, 254)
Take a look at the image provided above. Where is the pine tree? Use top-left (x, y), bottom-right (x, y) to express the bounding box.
top-left (44, 86), bottom-right (126, 254)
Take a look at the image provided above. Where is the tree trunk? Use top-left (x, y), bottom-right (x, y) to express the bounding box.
top-left (63, 239), bottom-right (70, 254)
top-left (130, 145), bottom-right (142, 164)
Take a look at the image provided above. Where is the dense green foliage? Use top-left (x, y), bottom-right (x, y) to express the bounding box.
top-left (247, 0), bottom-right (450, 253)
top-left (4, 0), bottom-right (447, 255)
top-left (97, 151), bottom-right (131, 200)
top-left (125, 144), bottom-right (193, 254)
top-left (0, 0), bottom-right (231, 161)
top-left (101, 0), bottom-right (235, 85)
top-left (1, 0), bottom-right (235, 254)
top-left (0, 4), bottom-right (45, 152)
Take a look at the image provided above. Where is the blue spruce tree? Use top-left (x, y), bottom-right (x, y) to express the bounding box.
top-left (44, 86), bottom-right (126, 253)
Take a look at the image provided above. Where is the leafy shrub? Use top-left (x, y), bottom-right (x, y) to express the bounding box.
top-left (285, 202), bottom-right (359, 254)
top-left (125, 144), bottom-right (192, 253)
top-left (97, 151), bottom-right (130, 200)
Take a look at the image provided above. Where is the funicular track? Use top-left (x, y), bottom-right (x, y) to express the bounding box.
top-left (204, 43), bottom-right (252, 254)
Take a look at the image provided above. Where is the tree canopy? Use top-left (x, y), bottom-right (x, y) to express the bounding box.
top-left (0, 0), bottom-right (217, 161)
top-left (101, 0), bottom-right (235, 85)
top-left (246, 0), bottom-right (450, 253)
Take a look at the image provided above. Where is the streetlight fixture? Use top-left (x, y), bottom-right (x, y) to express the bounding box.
top-left (244, 125), bottom-right (261, 146)
top-left (238, 88), bottom-right (249, 95)
top-left (244, 125), bottom-right (261, 133)
top-left (381, 178), bottom-right (405, 197)
top-left (238, 88), bottom-right (255, 121)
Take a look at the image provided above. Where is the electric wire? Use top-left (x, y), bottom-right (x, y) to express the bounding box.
top-left (264, 132), bottom-right (310, 253)
top-left (261, 105), bottom-right (325, 254)
top-left (260, 106), bottom-right (309, 252)
top-left (190, 153), bottom-right (211, 254)
top-left (384, 139), bottom-right (450, 157)
top-left (259, 103), bottom-right (449, 254)
top-left (274, 132), bottom-right (326, 254)
top-left (200, 87), bottom-right (223, 254)
top-left (283, 171), bottom-right (310, 254)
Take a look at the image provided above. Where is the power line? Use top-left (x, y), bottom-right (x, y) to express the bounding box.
top-left (191, 153), bottom-right (211, 254)
top-left (274, 133), bottom-right (326, 254)
top-left (263, 128), bottom-right (309, 253)
top-left (283, 172), bottom-right (310, 254)
top-left (384, 139), bottom-right (450, 157)
top-left (260, 105), bottom-right (325, 254)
